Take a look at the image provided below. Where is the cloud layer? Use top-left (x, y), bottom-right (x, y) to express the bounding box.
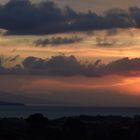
top-left (0, 0), bottom-right (140, 34)
top-left (1, 55), bottom-right (140, 77)
top-left (34, 36), bottom-right (82, 46)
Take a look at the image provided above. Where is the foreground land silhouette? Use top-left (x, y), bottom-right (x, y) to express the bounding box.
top-left (1, 114), bottom-right (140, 140)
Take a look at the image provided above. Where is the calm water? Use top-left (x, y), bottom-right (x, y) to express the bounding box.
top-left (0, 106), bottom-right (140, 119)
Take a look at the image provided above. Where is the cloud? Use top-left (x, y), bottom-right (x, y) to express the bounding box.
top-left (22, 55), bottom-right (87, 76)
top-left (19, 56), bottom-right (140, 77)
top-left (0, 54), bottom-right (140, 77)
top-left (0, 0), bottom-right (139, 35)
top-left (102, 57), bottom-right (140, 76)
top-left (1, 55), bottom-right (140, 77)
top-left (95, 37), bottom-right (118, 47)
top-left (34, 36), bottom-right (82, 46)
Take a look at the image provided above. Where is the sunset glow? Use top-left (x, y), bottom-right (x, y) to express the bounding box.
top-left (0, 0), bottom-right (140, 107)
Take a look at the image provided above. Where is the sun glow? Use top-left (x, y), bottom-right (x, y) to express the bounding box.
top-left (118, 77), bottom-right (140, 95)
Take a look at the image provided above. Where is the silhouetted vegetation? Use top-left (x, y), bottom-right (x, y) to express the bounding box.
top-left (1, 114), bottom-right (140, 140)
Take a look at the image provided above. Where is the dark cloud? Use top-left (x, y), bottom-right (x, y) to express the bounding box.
top-left (34, 36), bottom-right (82, 46)
top-left (22, 55), bottom-right (87, 76)
top-left (0, 55), bottom-right (98, 76)
top-left (1, 55), bottom-right (140, 77)
top-left (0, 0), bottom-right (139, 34)
top-left (102, 57), bottom-right (140, 76)
top-left (95, 37), bottom-right (118, 47)
top-left (18, 56), bottom-right (140, 77)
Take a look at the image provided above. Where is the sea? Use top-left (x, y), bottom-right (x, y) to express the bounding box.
top-left (0, 106), bottom-right (140, 119)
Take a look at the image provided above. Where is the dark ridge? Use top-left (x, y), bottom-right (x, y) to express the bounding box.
top-left (0, 101), bottom-right (25, 106)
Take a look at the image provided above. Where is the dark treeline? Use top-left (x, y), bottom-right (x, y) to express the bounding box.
top-left (1, 114), bottom-right (140, 140)
top-left (0, 0), bottom-right (140, 35)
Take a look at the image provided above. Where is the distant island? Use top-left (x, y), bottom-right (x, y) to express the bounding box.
top-left (0, 101), bottom-right (25, 106)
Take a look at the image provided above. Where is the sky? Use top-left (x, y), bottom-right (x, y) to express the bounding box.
top-left (1, 75), bottom-right (140, 106)
top-left (1, 0), bottom-right (140, 12)
top-left (53, 0), bottom-right (140, 13)
top-left (0, 0), bottom-right (140, 106)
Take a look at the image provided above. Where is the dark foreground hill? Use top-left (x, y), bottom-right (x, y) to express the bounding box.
top-left (0, 114), bottom-right (140, 140)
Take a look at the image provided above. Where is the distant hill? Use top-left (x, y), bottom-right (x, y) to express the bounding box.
top-left (0, 101), bottom-right (25, 106)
